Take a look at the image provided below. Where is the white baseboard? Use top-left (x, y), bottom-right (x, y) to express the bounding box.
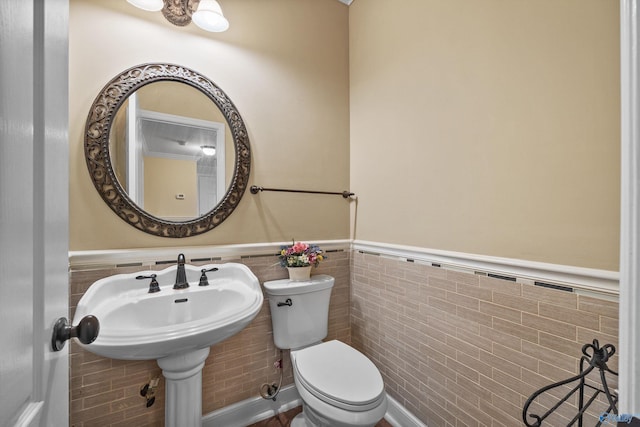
top-left (202, 385), bottom-right (427, 427)
top-left (202, 384), bottom-right (302, 427)
top-left (385, 393), bottom-right (428, 427)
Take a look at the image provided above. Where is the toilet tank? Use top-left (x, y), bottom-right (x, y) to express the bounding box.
top-left (263, 275), bottom-right (334, 350)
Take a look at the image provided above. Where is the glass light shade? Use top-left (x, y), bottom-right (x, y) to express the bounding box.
top-left (126, 0), bottom-right (164, 12)
top-left (192, 0), bottom-right (229, 32)
top-left (201, 146), bottom-right (216, 156)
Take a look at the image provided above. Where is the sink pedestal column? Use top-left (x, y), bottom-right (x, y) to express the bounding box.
top-left (157, 347), bottom-right (210, 427)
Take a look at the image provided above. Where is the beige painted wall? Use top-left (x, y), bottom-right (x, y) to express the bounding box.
top-left (69, 0), bottom-right (350, 250)
top-left (349, 0), bottom-right (620, 270)
top-left (71, 0), bottom-right (620, 270)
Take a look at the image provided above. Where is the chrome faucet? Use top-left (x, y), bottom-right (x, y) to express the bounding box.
top-left (174, 253), bottom-right (189, 289)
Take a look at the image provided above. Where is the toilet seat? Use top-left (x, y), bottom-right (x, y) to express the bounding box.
top-left (292, 340), bottom-right (385, 412)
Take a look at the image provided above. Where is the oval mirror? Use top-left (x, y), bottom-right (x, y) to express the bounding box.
top-left (84, 63), bottom-right (250, 237)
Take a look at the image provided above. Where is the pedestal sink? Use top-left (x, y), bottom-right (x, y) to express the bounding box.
top-left (73, 259), bottom-right (263, 427)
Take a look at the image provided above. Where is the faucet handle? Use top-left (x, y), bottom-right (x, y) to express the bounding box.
top-left (199, 267), bottom-right (219, 286)
top-left (136, 274), bottom-right (160, 293)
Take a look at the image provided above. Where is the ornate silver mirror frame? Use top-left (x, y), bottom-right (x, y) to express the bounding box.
top-left (84, 63), bottom-right (250, 237)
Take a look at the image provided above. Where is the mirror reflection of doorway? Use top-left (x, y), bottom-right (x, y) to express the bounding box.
top-left (123, 92), bottom-right (226, 220)
top-left (197, 155), bottom-right (218, 216)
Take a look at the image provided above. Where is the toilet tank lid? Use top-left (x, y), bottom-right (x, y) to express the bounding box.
top-left (263, 274), bottom-right (334, 296)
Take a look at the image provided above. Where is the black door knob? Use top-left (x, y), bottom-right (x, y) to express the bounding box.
top-left (51, 315), bottom-right (100, 351)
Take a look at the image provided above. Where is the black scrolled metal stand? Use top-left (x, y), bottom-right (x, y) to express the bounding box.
top-left (522, 340), bottom-right (618, 427)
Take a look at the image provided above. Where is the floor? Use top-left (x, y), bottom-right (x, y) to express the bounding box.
top-left (246, 406), bottom-right (394, 427)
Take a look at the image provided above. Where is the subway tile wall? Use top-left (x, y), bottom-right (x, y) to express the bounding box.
top-left (69, 248), bottom-right (619, 427)
top-left (69, 251), bottom-right (350, 427)
top-left (351, 251), bottom-right (619, 427)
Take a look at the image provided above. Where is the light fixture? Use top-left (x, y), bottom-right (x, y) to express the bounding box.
top-left (201, 145), bottom-right (216, 156)
top-left (127, 0), bottom-right (163, 12)
top-left (191, 0), bottom-right (229, 32)
top-left (127, 0), bottom-right (229, 33)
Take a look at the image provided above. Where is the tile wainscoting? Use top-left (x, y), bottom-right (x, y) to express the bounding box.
top-left (351, 248), bottom-right (619, 427)
top-left (68, 247), bottom-right (350, 427)
top-left (68, 241), bottom-right (619, 427)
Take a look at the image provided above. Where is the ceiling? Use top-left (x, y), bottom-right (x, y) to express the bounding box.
top-left (139, 117), bottom-right (217, 160)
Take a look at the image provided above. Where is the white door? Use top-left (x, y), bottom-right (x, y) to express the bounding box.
top-left (0, 0), bottom-right (69, 426)
top-left (620, 0), bottom-right (640, 414)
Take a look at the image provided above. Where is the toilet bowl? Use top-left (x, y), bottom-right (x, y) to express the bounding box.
top-left (290, 340), bottom-right (387, 427)
top-left (263, 275), bottom-right (388, 427)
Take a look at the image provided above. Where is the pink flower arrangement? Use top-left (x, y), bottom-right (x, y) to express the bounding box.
top-left (279, 241), bottom-right (324, 268)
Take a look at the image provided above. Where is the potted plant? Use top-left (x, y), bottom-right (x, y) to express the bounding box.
top-left (279, 241), bottom-right (324, 281)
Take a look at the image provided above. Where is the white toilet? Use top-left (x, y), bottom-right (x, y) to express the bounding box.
top-left (263, 275), bottom-right (388, 427)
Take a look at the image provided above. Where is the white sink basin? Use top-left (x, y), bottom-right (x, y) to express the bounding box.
top-left (73, 262), bottom-right (263, 360)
